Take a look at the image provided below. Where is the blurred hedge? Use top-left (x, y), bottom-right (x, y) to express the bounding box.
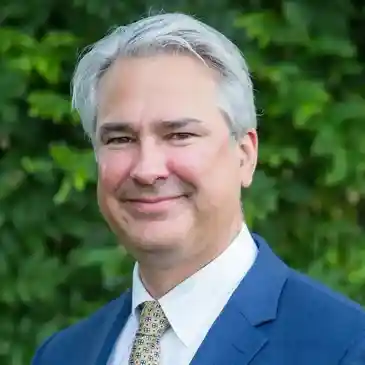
top-left (1, 0), bottom-right (365, 364)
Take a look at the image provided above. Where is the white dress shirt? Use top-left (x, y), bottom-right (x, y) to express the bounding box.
top-left (108, 223), bottom-right (257, 365)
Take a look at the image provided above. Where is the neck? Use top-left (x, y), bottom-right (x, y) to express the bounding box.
top-left (138, 217), bottom-right (243, 299)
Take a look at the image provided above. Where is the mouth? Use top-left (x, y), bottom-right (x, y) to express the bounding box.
top-left (123, 195), bottom-right (187, 214)
top-left (126, 196), bottom-right (185, 204)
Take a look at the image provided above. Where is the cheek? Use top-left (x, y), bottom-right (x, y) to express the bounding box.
top-left (167, 152), bottom-right (203, 183)
top-left (168, 143), bottom-right (239, 196)
top-left (97, 151), bottom-right (131, 193)
top-left (170, 140), bottom-right (233, 177)
top-left (167, 147), bottom-right (219, 192)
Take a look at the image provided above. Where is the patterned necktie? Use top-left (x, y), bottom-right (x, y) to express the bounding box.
top-left (129, 301), bottom-right (170, 365)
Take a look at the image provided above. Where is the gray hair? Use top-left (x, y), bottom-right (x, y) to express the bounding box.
top-left (71, 12), bottom-right (257, 142)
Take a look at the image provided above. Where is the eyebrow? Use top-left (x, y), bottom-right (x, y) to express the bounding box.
top-left (99, 122), bottom-right (134, 139)
top-left (159, 118), bottom-right (203, 129)
top-left (98, 118), bottom-right (203, 139)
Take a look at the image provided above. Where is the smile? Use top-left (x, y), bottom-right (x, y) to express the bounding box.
top-left (127, 196), bottom-right (182, 204)
top-left (125, 196), bottom-right (185, 213)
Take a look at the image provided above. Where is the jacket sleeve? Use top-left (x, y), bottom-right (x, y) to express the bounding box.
top-left (339, 331), bottom-right (365, 365)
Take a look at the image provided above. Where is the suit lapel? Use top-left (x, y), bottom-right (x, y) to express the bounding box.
top-left (189, 299), bottom-right (267, 365)
top-left (93, 290), bottom-right (132, 365)
top-left (190, 234), bottom-right (289, 365)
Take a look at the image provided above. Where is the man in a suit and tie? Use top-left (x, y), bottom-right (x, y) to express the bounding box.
top-left (33, 12), bottom-right (365, 365)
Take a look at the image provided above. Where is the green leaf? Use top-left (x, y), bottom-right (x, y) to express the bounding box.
top-left (325, 147), bottom-right (348, 185)
top-left (310, 36), bottom-right (355, 58)
top-left (234, 12), bottom-right (279, 48)
top-left (53, 176), bottom-right (73, 204)
top-left (0, 28), bottom-right (36, 53)
top-left (41, 31), bottom-right (78, 48)
top-left (27, 91), bottom-right (73, 123)
top-left (0, 169), bottom-right (26, 199)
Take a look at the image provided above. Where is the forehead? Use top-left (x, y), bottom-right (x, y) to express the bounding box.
top-left (96, 55), bottom-right (225, 130)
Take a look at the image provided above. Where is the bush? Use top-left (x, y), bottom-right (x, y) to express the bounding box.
top-left (1, 0), bottom-right (364, 363)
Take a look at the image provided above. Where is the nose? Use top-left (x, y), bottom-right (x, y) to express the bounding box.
top-left (129, 139), bottom-right (169, 185)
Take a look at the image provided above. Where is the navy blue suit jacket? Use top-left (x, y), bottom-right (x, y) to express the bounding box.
top-left (32, 234), bottom-right (365, 364)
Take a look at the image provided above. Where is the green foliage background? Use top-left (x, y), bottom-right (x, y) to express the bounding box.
top-left (1, 0), bottom-right (365, 363)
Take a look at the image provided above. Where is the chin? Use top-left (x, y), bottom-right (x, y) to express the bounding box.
top-left (123, 217), bottom-right (191, 251)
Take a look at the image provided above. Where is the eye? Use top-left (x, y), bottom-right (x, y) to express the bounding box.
top-left (106, 136), bottom-right (135, 145)
top-left (167, 132), bottom-right (197, 141)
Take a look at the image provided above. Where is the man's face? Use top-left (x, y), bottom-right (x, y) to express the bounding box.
top-left (96, 54), bottom-right (257, 261)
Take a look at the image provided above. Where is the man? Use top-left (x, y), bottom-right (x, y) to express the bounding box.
top-left (33, 12), bottom-right (365, 365)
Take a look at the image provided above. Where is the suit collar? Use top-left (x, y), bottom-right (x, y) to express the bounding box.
top-left (233, 233), bottom-right (290, 325)
top-left (190, 233), bottom-right (289, 365)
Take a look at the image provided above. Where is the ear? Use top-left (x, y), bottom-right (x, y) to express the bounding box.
top-left (237, 128), bottom-right (258, 188)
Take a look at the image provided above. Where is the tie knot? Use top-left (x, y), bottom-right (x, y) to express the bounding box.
top-left (137, 301), bottom-right (170, 338)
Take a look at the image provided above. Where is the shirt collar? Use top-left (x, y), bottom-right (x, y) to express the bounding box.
top-left (131, 265), bottom-right (154, 317)
top-left (131, 223), bottom-right (257, 346)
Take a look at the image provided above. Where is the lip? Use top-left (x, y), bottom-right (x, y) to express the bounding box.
top-left (124, 195), bottom-right (185, 213)
top-left (127, 196), bottom-right (181, 204)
